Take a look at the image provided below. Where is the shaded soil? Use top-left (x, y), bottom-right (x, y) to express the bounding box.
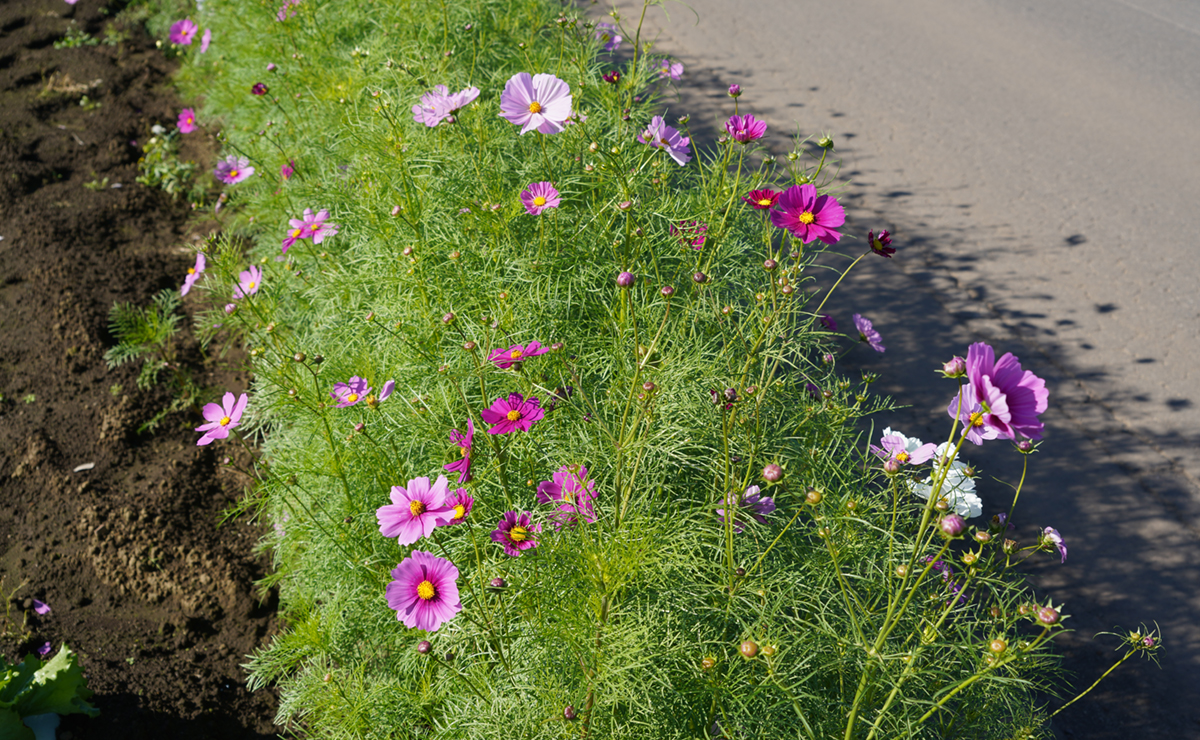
top-left (0, 1), bottom-right (277, 737)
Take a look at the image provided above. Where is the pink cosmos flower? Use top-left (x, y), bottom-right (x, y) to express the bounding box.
top-left (281, 161), bottom-right (295, 180)
top-left (670, 220), bottom-right (707, 250)
top-left (378, 380), bottom-right (395, 402)
top-left (195, 391), bottom-right (248, 445)
top-left (871, 428), bottom-right (936, 467)
top-left (869, 229), bottom-right (895, 257)
top-left (491, 511), bottom-right (540, 557)
top-left (445, 86), bottom-right (480, 115)
top-left (443, 418), bottom-right (474, 483)
top-left (412, 85), bottom-right (452, 127)
top-left (181, 253), bottom-right (205, 296)
top-left (743, 189), bottom-right (779, 210)
top-left (178, 108), bottom-right (197, 134)
top-left (330, 376), bottom-right (370, 407)
top-left (487, 341), bottom-right (551, 369)
top-left (251, 82), bottom-right (269, 96)
top-left (446, 489), bottom-right (473, 525)
top-left (499, 72), bottom-right (573, 135)
top-left (214, 155), bottom-right (253, 185)
top-left (717, 485), bottom-right (775, 533)
top-left (946, 394), bottom-right (1000, 445)
top-left (376, 475), bottom-right (456, 545)
top-left (520, 182), bottom-right (561, 216)
top-left (658, 59), bottom-right (684, 81)
top-left (595, 22), bottom-right (621, 51)
top-left (536, 465), bottom-right (598, 526)
top-left (36, 642), bottom-right (52, 659)
top-left (385, 550), bottom-right (462, 631)
top-left (234, 265), bottom-right (262, 298)
top-left (276, 0), bottom-right (300, 21)
top-left (200, 28), bottom-right (212, 53)
top-left (32, 599), bottom-right (51, 616)
top-left (169, 19), bottom-right (198, 45)
top-left (298, 208), bottom-right (338, 244)
top-left (1041, 526), bottom-right (1067, 563)
top-left (725, 114), bottom-right (767, 143)
top-left (853, 313), bottom-right (885, 353)
top-left (481, 393), bottom-right (544, 434)
top-left (638, 115), bottom-right (691, 165)
top-left (770, 184), bottom-right (846, 244)
top-left (958, 342), bottom-right (1049, 441)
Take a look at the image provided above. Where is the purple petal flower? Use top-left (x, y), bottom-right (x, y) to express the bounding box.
top-left (385, 550), bottom-right (462, 631)
top-left (870, 428), bottom-right (936, 466)
top-left (658, 59), bottom-right (684, 80)
top-left (960, 342), bottom-right (1049, 441)
top-left (487, 341), bottom-right (551, 369)
top-left (536, 465), bottom-right (598, 526)
top-left (725, 114), bottom-right (767, 143)
top-left (169, 19), bottom-right (198, 45)
top-left (638, 115), bottom-right (691, 165)
top-left (330, 376), bottom-right (370, 407)
top-left (251, 82), bottom-right (269, 96)
top-left (36, 641), bottom-right (52, 658)
top-left (946, 393), bottom-right (1001, 445)
top-left (214, 155), bottom-right (254, 185)
top-left (716, 485), bottom-right (776, 533)
top-left (376, 476), bottom-right (455, 545)
top-left (868, 229), bottom-right (895, 257)
top-left (1041, 526), bottom-right (1067, 563)
top-left (819, 314), bottom-right (837, 332)
top-left (447, 489), bottom-right (473, 525)
top-left (498, 72), bottom-right (573, 135)
top-left (181, 252), bottom-right (205, 296)
top-left (195, 392), bottom-right (248, 445)
top-left (281, 161), bottom-right (295, 180)
top-left (234, 265), bottom-right (262, 298)
top-left (276, 0), bottom-right (300, 21)
top-left (378, 380), bottom-right (395, 402)
top-left (200, 28), bottom-right (212, 53)
top-left (852, 313), bottom-right (885, 353)
top-left (32, 599), bottom-right (50, 616)
top-left (491, 511), bottom-right (540, 557)
top-left (770, 184), bottom-right (845, 245)
top-left (443, 418), bottom-right (474, 483)
top-left (520, 182), bottom-right (561, 216)
top-left (594, 22), bottom-right (622, 51)
top-left (480, 393), bottom-right (544, 434)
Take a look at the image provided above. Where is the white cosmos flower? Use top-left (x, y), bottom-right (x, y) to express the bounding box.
top-left (907, 442), bottom-right (983, 518)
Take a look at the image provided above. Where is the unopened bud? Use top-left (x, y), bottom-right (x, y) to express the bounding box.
top-left (660, 285), bottom-right (675, 297)
top-left (617, 271), bottom-right (635, 287)
top-left (1036, 606), bottom-right (1060, 625)
top-left (883, 458), bottom-right (901, 475)
top-left (617, 200), bottom-right (633, 212)
top-left (563, 705), bottom-right (577, 721)
top-left (293, 352), bottom-right (306, 362)
top-left (701, 656), bottom-right (716, 670)
top-left (1003, 539), bottom-right (1018, 554)
top-left (442, 312), bottom-right (455, 324)
top-left (727, 84), bottom-right (742, 98)
top-left (974, 531), bottom-right (992, 543)
top-left (417, 640), bottom-right (432, 654)
top-left (463, 341), bottom-right (476, 351)
top-left (940, 515), bottom-right (966, 537)
top-left (817, 135), bottom-right (834, 149)
top-left (942, 356), bottom-right (966, 377)
top-left (735, 567), bottom-right (746, 577)
top-left (723, 388), bottom-right (738, 403)
top-left (805, 487), bottom-right (822, 505)
top-left (739, 640), bottom-right (758, 658)
top-left (762, 463), bottom-right (783, 482)
top-left (763, 258), bottom-right (777, 271)
top-left (989, 639), bottom-right (1007, 654)
top-left (1017, 439), bottom-right (1034, 452)
top-left (489, 577), bottom-right (506, 590)
top-left (642, 381), bottom-right (656, 392)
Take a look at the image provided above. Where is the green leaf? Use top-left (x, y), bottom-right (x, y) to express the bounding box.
top-left (13, 645), bottom-right (99, 719)
top-left (0, 707), bottom-right (35, 740)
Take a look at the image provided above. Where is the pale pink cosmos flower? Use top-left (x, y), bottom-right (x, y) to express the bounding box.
top-left (445, 86), bottom-right (480, 116)
top-left (717, 485), bottom-right (775, 533)
top-left (520, 182), bottom-right (560, 215)
top-left (234, 265), bottom-right (262, 298)
top-left (725, 114), bottom-right (767, 143)
top-left (1040, 526), bottom-right (1067, 563)
top-left (214, 155), bottom-right (254, 184)
top-left (498, 72), bottom-right (573, 135)
top-left (178, 108), bottom-right (197, 134)
top-left (536, 465), bottom-right (598, 526)
top-left (769, 183), bottom-right (845, 244)
top-left (378, 380), bottom-right (395, 402)
top-left (169, 19), bottom-right (198, 45)
top-left (376, 475), bottom-right (456, 545)
top-left (181, 253), bottom-right (205, 296)
top-left (386, 550), bottom-right (462, 631)
top-left (412, 85), bottom-right (452, 127)
top-left (276, 0), bottom-right (301, 21)
top-left (594, 22), bottom-right (621, 51)
top-left (200, 28), bottom-right (212, 53)
top-left (658, 59), bottom-right (684, 80)
top-left (852, 313), bottom-right (885, 353)
top-left (638, 115), bottom-right (691, 165)
top-left (330, 376), bottom-right (370, 407)
top-left (491, 511), bottom-right (540, 557)
top-left (870, 427), bottom-right (936, 467)
top-left (195, 391), bottom-right (248, 445)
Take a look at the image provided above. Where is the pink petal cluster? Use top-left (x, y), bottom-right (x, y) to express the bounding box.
top-left (377, 476), bottom-right (456, 545)
top-left (385, 550), bottom-right (462, 631)
top-left (446, 489), bottom-right (473, 525)
top-left (200, 28), bottom-right (212, 53)
top-left (491, 511), bottom-right (539, 557)
top-left (178, 108), bottom-right (197, 134)
top-left (169, 19), bottom-right (198, 45)
top-left (869, 229), bottom-right (895, 257)
top-left (638, 115), bottom-right (691, 165)
top-left (717, 486), bottom-right (775, 533)
top-left (594, 22), bottom-right (621, 51)
top-left (214, 155), bottom-right (253, 185)
top-left (487, 341), bottom-right (551, 369)
top-left (853, 313), bottom-right (885, 353)
top-left (443, 418), bottom-right (474, 483)
top-left (725, 114), bottom-right (767, 143)
top-left (195, 391), bottom-right (248, 445)
top-left (670, 220), bottom-right (707, 250)
top-left (282, 208), bottom-right (338, 252)
top-left (520, 182), bottom-right (561, 216)
top-left (481, 393), bottom-right (544, 434)
top-left (870, 430), bottom-right (935, 467)
top-left (536, 465), bottom-right (598, 526)
top-left (658, 59), bottom-right (684, 81)
top-left (281, 161), bottom-right (295, 180)
top-left (234, 265), bottom-right (262, 298)
top-left (770, 184), bottom-right (845, 244)
top-left (276, 0), bottom-right (301, 22)
top-left (949, 342), bottom-right (1049, 441)
top-left (498, 73), bottom-right (573, 135)
top-left (181, 253), bottom-right (205, 296)
top-left (411, 85), bottom-right (481, 127)
top-left (330, 376), bottom-right (370, 408)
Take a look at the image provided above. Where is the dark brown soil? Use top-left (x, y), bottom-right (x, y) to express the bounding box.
top-left (0, 1), bottom-right (277, 737)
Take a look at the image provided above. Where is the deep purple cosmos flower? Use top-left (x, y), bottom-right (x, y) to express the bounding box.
top-left (520, 182), bottom-right (561, 215)
top-left (853, 313), bottom-right (885, 353)
top-left (234, 265), bottom-right (262, 298)
top-left (276, 0), bottom-right (300, 21)
top-left (481, 393), bottom-right (544, 434)
top-left (871, 427), bottom-right (936, 467)
top-left (819, 314), bottom-right (838, 332)
top-left (443, 418), bottom-right (474, 483)
top-left (330, 376), bottom-right (370, 407)
top-left (200, 28), bottom-right (211, 53)
top-left (638, 115), bottom-right (691, 165)
top-left (770, 184), bottom-right (846, 244)
top-left (214, 155), bottom-right (254, 184)
top-left (169, 19), bottom-right (198, 45)
top-left (251, 82), bottom-right (269, 96)
top-left (487, 341), bottom-right (551, 369)
top-left (178, 108), bottom-right (197, 134)
top-left (181, 253), bottom-right (205, 296)
top-left (36, 641), bottom-right (52, 659)
top-left (725, 114), bottom-right (767, 143)
top-left (491, 511), bottom-right (540, 557)
top-left (602, 71), bottom-right (621, 84)
top-left (536, 465), bottom-right (598, 526)
top-left (1041, 526), bottom-right (1067, 563)
top-left (377, 475), bottom-right (456, 545)
top-left (670, 220), bottom-right (707, 250)
top-left (281, 161), bottom-right (295, 180)
top-left (594, 22), bottom-right (621, 51)
top-left (868, 229), bottom-right (895, 257)
top-left (386, 550), bottom-right (462, 631)
top-left (717, 485), bottom-right (776, 533)
top-left (956, 342), bottom-right (1050, 441)
top-left (658, 59), bottom-right (684, 80)
top-left (499, 72), bottom-right (573, 135)
top-left (743, 189), bottom-right (779, 210)
top-left (447, 489), bottom-right (473, 525)
top-left (195, 391), bottom-right (248, 445)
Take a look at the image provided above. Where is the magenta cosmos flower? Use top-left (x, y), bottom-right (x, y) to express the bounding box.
top-left (214, 155), bottom-right (254, 185)
top-left (481, 393), bottom-right (544, 434)
top-left (769, 184), bottom-right (846, 244)
top-left (446, 489), bottom-right (473, 525)
top-left (594, 22), bottom-right (621, 51)
top-left (520, 182), bottom-right (560, 216)
top-left (281, 161), bottom-right (295, 180)
top-left (536, 465), bottom-right (598, 526)
top-left (869, 229), bottom-right (895, 257)
top-left (499, 72), bottom-right (573, 135)
top-left (376, 475), bottom-right (456, 545)
top-left (386, 550), bottom-right (462, 631)
top-left (658, 59), bottom-right (684, 80)
top-left (330, 376), bottom-right (370, 407)
top-left (181, 253), bottom-right (205, 296)
top-left (725, 114), bottom-right (767, 143)
top-left (487, 341), bottom-right (551, 369)
top-left (491, 511), bottom-right (540, 557)
top-left (178, 108), bottom-right (197, 134)
top-left (443, 418), bottom-right (474, 483)
top-left (743, 189), bottom-right (779, 210)
top-left (251, 82), bottom-right (269, 96)
top-left (853, 313), bottom-right (885, 353)
top-left (638, 115), bottom-right (691, 165)
top-left (169, 18), bottom-right (198, 45)
top-left (200, 28), bottom-right (211, 53)
top-left (411, 85), bottom-right (480, 127)
top-left (234, 265), bottom-right (262, 298)
top-left (195, 391), bottom-right (248, 445)
top-left (957, 342), bottom-right (1049, 441)
top-left (300, 208), bottom-right (338, 244)
top-left (717, 485), bottom-right (775, 533)
top-left (670, 220), bottom-right (707, 250)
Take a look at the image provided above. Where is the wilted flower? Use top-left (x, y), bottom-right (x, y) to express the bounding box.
top-left (181, 253), bottom-right (205, 296)
top-left (743, 189), bottom-right (779, 209)
top-left (169, 18), bottom-right (198, 45)
top-left (234, 265), bottom-right (262, 298)
top-left (520, 181), bottom-right (561, 215)
top-left (386, 550), bottom-right (462, 631)
top-left (491, 511), bottom-right (540, 557)
top-left (214, 155), bottom-right (254, 185)
top-left (868, 229), bottom-right (895, 257)
top-left (443, 418), bottom-right (474, 483)
top-left (178, 108), bottom-right (197, 134)
top-left (717, 485), bottom-right (776, 533)
top-left (498, 72), bottom-right (573, 135)
top-left (536, 465), bottom-right (598, 525)
top-left (487, 341), bottom-right (551, 369)
top-left (638, 115), bottom-right (691, 165)
top-left (594, 22), bottom-right (621, 51)
top-left (725, 114), bottom-right (767, 143)
top-left (853, 313), bottom-right (885, 353)
top-left (770, 184), bottom-right (845, 244)
top-left (36, 641), bottom-right (52, 658)
top-left (481, 393), bottom-right (544, 434)
top-left (330, 376), bottom-right (370, 407)
top-left (376, 476), bottom-right (456, 545)
top-left (195, 391), bottom-right (248, 445)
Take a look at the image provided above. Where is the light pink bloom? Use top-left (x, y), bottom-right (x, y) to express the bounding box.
top-left (870, 428), bottom-right (936, 466)
top-left (717, 486), bottom-right (775, 533)
top-left (378, 380), bottom-right (395, 402)
top-left (520, 182), bottom-right (560, 215)
top-left (376, 476), bottom-right (456, 545)
top-left (386, 550), bottom-right (462, 631)
top-left (491, 511), bottom-right (540, 557)
top-left (195, 391), bottom-right (248, 445)
top-left (200, 28), bottom-right (212, 53)
top-left (299, 208), bottom-right (338, 244)
top-left (234, 265), bottom-right (262, 298)
top-left (638, 115), bottom-right (691, 165)
top-left (769, 184), bottom-right (845, 244)
top-left (658, 59), bottom-right (684, 80)
top-left (181, 253), bottom-right (205, 296)
top-left (498, 72), bottom-right (573, 135)
top-left (330, 376), bottom-right (370, 407)
top-left (536, 465), bottom-right (598, 526)
top-left (947, 393), bottom-right (1000, 445)
top-left (214, 155), bottom-right (254, 185)
top-left (178, 108), bottom-right (197, 134)
top-left (276, 0), bottom-right (300, 21)
top-left (169, 19), bottom-right (198, 45)
top-left (594, 22), bottom-right (621, 51)
top-left (412, 85), bottom-right (452, 127)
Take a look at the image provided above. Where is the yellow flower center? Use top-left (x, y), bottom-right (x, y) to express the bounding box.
top-left (453, 504), bottom-right (465, 520)
top-left (968, 411), bottom-right (985, 427)
top-left (510, 349), bottom-right (524, 359)
top-left (896, 451), bottom-right (909, 463)
top-left (409, 500), bottom-right (425, 516)
top-left (528, 101), bottom-right (542, 114)
top-left (247, 281), bottom-right (257, 290)
top-left (229, 169), bottom-right (239, 179)
top-left (187, 267), bottom-right (195, 274)
top-left (510, 526), bottom-right (528, 542)
top-left (506, 409), bottom-right (522, 422)
top-left (798, 211), bottom-right (815, 224)
top-left (416, 580), bottom-right (436, 600)
top-left (460, 447), bottom-right (470, 458)
top-left (347, 393), bottom-right (359, 403)
top-left (533, 196), bottom-right (547, 207)
top-left (291, 228), bottom-right (303, 238)
top-left (659, 137), bottom-right (670, 146)
top-left (219, 415), bottom-right (231, 426)
top-left (757, 199), bottom-right (772, 206)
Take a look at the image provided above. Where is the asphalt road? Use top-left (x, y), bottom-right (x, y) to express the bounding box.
top-left (599, 0), bottom-right (1200, 736)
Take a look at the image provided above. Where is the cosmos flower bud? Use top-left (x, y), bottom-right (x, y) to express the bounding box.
top-left (293, 352), bottom-right (306, 362)
top-left (564, 706), bottom-right (578, 721)
top-left (895, 564), bottom-right (908, 577)
top-left (739, 640), bottom-right (758, 658)
top-left (735, 567), bottom-right (746, 577)
top-left (1017, 439), bottom-right (1034, 452)
top-left (693, 272), bottom-right (708, 284)
top-left (941, 356), bottom-right (966, 377)
top-left (728, 84), bottom-right (742, 98)
top-left (677, 114), bottom-right (690, 125)
top-left (660, 285), bottom-right (675, 297)
top-left (442, 312), bottom-right (455, 324)
top-left (616, 271), bottom-right (635, 287)
top-left (488, 577), bottom-right (506, 590)
top-left (701, 656), bottom-right (716, 670)
top-left (1142, 636), bottom-right (1156, 647)
top-left (1003, 539), bottom-right (1018, 554)
top-left (267, 63), bottom-right (277, 72)
top-left (822, 353), bottom-right (835, 365)
top-left (417, 640), bottom-right (432, 654)
top-left (989, 639), bottom-right (1007, 654)
top-left (940, 515), bottom-right (966, 537)
top-left (353, 422), bottom-right (365, 432)
top-left (805, 487), bottom-right (822, 505)
top-left (463, 341), bottom-right (476, 351)
top-left (224, 303), bottom-right (237, 314)
top-left (1036, 606), bottom-right (1060, 625)
top-left (817, 135), bottom-right (834, 149)
top-left (883, 458), bottom-right (901, 475)
top-left (763, 258), bottom-right (777, 271)
top-left (762, 463), bottom-right (783, 482)
top-left (723, 388), bottom-right (737, 403)
top-left (974, 531), bottom-right (992, 543)
top-left (617, 200), bottom-right (633, 212)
